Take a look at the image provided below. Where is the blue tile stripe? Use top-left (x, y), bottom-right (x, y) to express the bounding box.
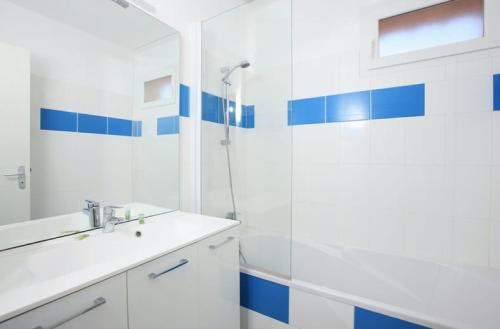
top-left (40, 108), bottom-right (141, 137)
top-left (494, 74), bottom-right (500, 111)
top-left (180, 84), bottom-right (190, 117)
top-left (371, 84), bottom-right (425, 120)
top-left (240, 273), bottom-right (289, 324)
top-left (157, 115), bottom-right (179, 135)
top-left (288, 84), bottom-right (425, 126)
top-left (77, 113), bottom-right (107, 135)
top-left (41, 108), bottom-right (77, 132)
top-left (355, 308), bottom-right (430, 329)
top-left (202, 91), bottom-right (255, 129)
top-left (288, 96), bottom-right (325, 125)
top-left (326, 91), bottom-right (370, 122)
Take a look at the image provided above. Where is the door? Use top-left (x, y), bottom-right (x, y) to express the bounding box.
top-left (0, 42), bottom-right (30, 225)
top-left (127, 244), bottom-right (198, 329)
top-left (198, 228), bottom-right (240, 329)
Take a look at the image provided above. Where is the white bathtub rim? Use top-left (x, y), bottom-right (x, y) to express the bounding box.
top-left (240, 266), bottom-right (466, 329)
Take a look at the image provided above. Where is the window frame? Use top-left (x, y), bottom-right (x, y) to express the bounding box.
top-left (361, 0), bottom-right (500, 70)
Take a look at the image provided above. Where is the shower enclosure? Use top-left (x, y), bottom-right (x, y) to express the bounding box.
top-left (201, 0), bottom-right (292, 277)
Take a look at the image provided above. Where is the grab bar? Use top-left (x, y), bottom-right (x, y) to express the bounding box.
top-left (33, 297), bottom-right (106, 329)
top-left (148, 259), bottom-right (189, 279)
top-left (209, 236), bottom-right (235, 250)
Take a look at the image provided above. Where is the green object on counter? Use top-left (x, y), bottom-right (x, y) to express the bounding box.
top-left (125, 208), bottom-right (131, 221)
top-left (75, 234), bottom-right (90, 241)
top-left (138, 213), bottom-right (145, 225)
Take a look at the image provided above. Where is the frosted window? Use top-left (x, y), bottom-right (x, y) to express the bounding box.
top-left (144, 75), bottom-right (172, 103)
top-left (379, 0), bottom-right (484, 57)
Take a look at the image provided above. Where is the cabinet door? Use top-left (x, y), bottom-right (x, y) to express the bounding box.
top-left (198, 228), bottom-right (240, 329)
top-left (0, 274), bottom-right (127, 329)
top-left (127, 245), bottom-right (198, 329)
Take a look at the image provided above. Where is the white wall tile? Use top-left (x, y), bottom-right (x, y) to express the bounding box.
top-left (454, 165), bottom-right (491, 221)
top-left (454, 113), bottom-right (492, 165)
top-left (404, 116), bottom-right (448, 165)
top-left (491, 166), bottom-right (500, 221)
top-left (289, 289), bottom-right (354, 329)
top-left (452, 218), bottom-right (490, 266)
top-left (339, 121), bottom-right (370, 164)
top-left (455, 76), bottom-right (493, 114)
top-left (490, 220), bottom-right (500, 269)
top-left (425, 81), bottom-right (454, 116)
top-left (493, 114), bottom-right (500, 165)
top-left (370, 119), bottom-right (405, 164)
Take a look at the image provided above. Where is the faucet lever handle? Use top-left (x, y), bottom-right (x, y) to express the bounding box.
top-left (103, 205), bottom-right (123, 220)
top-left (85, 200), bottom-right (100, 208)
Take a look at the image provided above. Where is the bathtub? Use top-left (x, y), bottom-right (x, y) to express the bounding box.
top-left (240, 234), bottom-right (500, 329)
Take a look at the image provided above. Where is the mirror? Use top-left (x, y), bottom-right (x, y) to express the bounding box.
top-left (0, 0), bottom-right (180, 250)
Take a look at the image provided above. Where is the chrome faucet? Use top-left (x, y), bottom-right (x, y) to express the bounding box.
top-left (103, 206), bottom-right (123, 233)
top-left (83, 200), bottom-right (101, 228)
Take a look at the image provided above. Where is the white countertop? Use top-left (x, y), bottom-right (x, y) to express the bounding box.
top-left (0, 211), bottom-right (239, 322)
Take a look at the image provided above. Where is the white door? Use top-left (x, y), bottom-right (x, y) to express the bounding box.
top-left (0, 42), bottom-right (30, 225)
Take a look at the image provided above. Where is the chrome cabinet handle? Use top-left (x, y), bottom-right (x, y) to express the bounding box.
top-left (209, 236), bottom-right (235, 250)
top-left (33, 297), bottom-right (106, 329)
top-left (148, 259), bottom-right (189, 279)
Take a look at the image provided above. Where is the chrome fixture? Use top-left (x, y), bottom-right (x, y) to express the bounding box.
top-left (83, 200), bottom-right (101, 228)
top-left (33, 297), bottom-right (106, 329)
top-left (103, 205), bottom-right (124, 233)
top-left (221, 60), bottom-right (251, 86)
top-left (219, 60), bottom-right (251, 222)
top-left (110, 0), bottom-right (129, 9)
top-left (148, 259), bottom-right (189, 279)
top-left (3, 165), bottom-right (26, 190)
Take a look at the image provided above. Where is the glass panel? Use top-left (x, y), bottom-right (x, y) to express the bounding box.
top-left (201, 0), bottom-right (292, 277)
top-left (379, 0), bottom-right (484, 57)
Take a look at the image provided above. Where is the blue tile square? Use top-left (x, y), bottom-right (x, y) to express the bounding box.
top-left (494, 74), bottom-right (500, 111)
top-left (224, 100), bottom-right (237, 126)
top-left (371, 84), bottom-right (425, 120)
top-left (40, 108), bottom-right (77, 132)
top-left (202, 92), bottom-right (220, 123)
top-left (77, 113), bottom-right (107, 135)
top-left (180, 84), bottom-right (190, 117)
top-left (355, 308), bottom-right (430, 329)
top-left (108, 117), bottom-right (132, 136)
top-left (132, 121), bottom-right (142, 137)
top-left (240, 273), bottom-right (289, 324)
top-left (326, 91), bottom-right (370, 122)
top-left (288, 97), bottom-right (325, 125)
top-left (243, 105), bottom-right (255, 129)
top-left (157, 116), bottom-right (179, 135)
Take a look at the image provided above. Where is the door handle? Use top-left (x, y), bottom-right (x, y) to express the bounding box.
top-left (3, 166), bottom-right (26, 189)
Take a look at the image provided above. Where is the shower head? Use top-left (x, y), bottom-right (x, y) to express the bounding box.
top-left (222, 60), bottom-right (251, 85)
top-left (111, 0), bottom-right (130, 9)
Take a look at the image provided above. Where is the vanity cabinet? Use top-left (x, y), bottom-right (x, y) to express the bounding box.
top-left (127, 227), bottom-right (240, 329)
top-left (0, 226), bottom-right (240, 329)
top-left (0, 274), bottom-right (128, 329)
top-left (127, 245), bottom-right (198, 329)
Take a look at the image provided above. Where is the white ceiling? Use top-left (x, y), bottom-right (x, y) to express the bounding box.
top-left (8, 0), bottom-right (179, 49)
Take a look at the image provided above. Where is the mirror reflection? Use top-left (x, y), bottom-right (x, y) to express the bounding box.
top-left (0, 0), bottom-right (180, 250)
